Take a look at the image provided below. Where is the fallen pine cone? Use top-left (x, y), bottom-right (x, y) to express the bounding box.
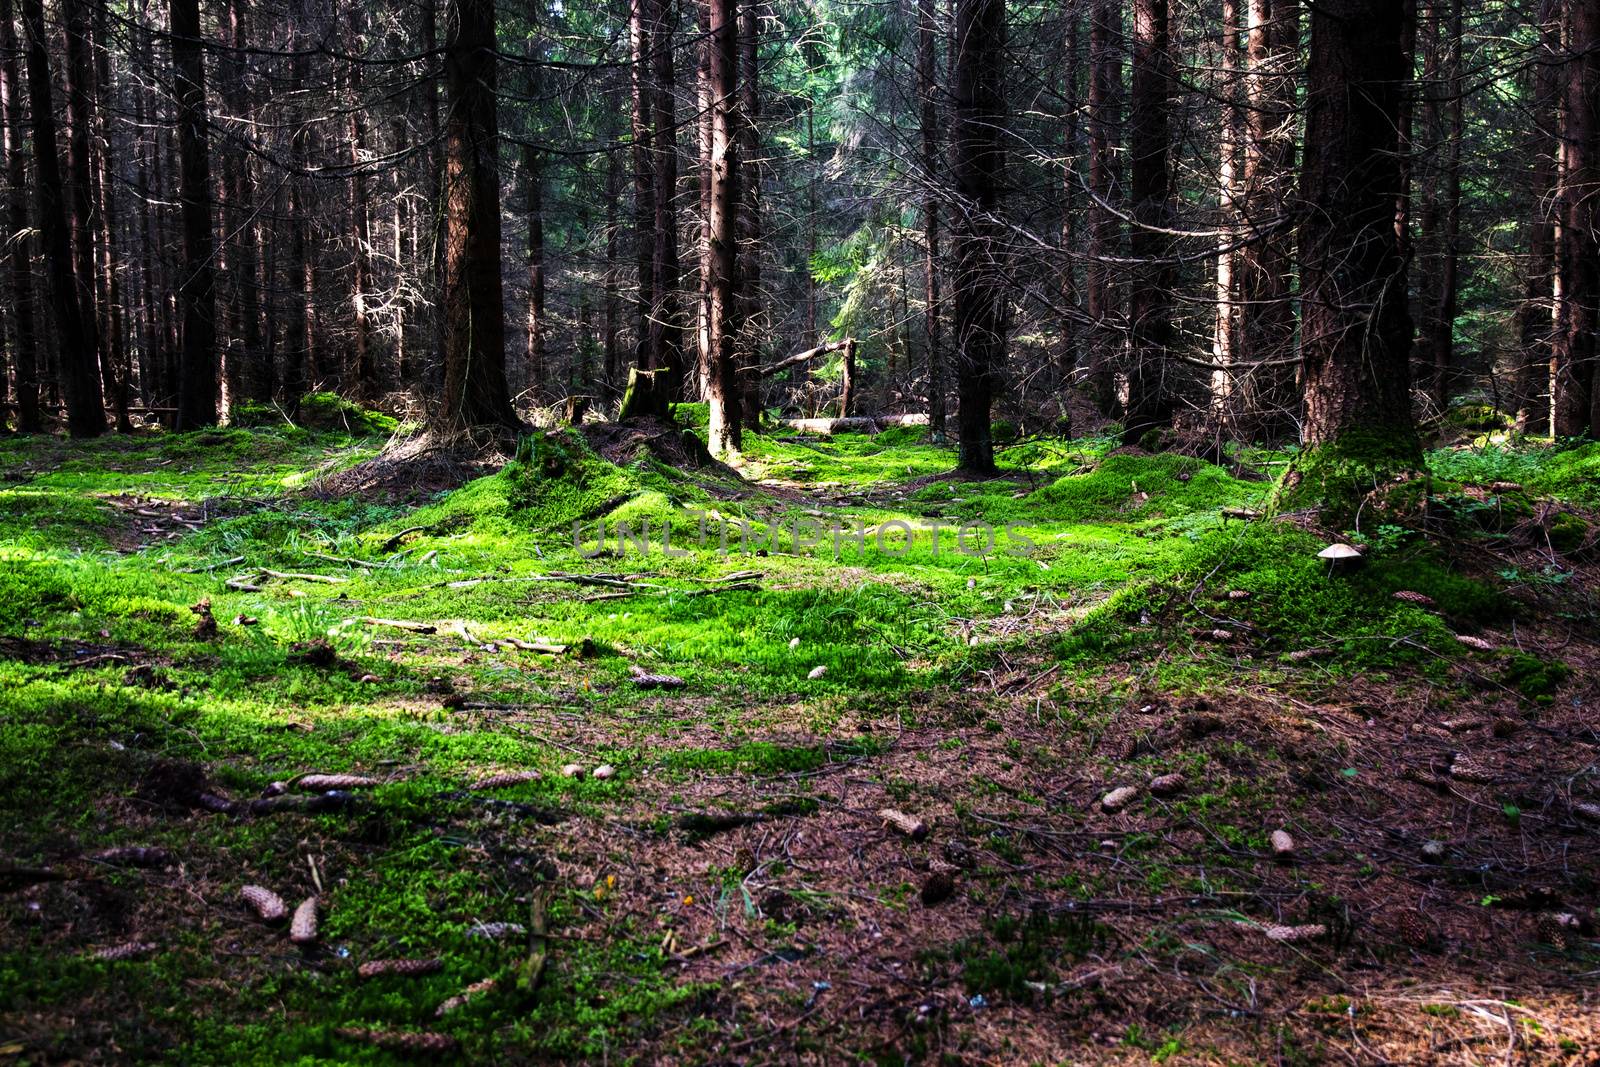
top-left (241, 885), bottom-right (288, 923)
top-left (436, 977), bottom-right (497, 1017)
top-left (807, 665), bottom-right (828, 680)
top-left (1270, 830), bottom-right (1297, 861)
top-left (88, 846), bottom-right (175, 869)
top-left (561, 763), bottom-right (586, 779)
top-left (1196, 628), bottom-right (1238, 643)
top-left (466, 921), bottom-right (526, 940)
top-left (920, 868), bottom-right (956, 907)
top-left (591, 764), bottom-right (616, 780)
top-left (1537, 912), bottom-right (1583, 949)
top-left (1101, 786), bottom-right (1140, 813)
top-left (469, 771), bottom-right (541, 790)
top-left (358, 957), bottom-right (444, 980)
top-left (289, 897), bottom-right (319, 945)
top-left (1287, 647), bottom-right (1333, 663)
top-left (1392, 590), bottom-right (1435, 607)
top-left (1398, 908), bottom-right (1431, 949)
top-left (877, 808), bottom-right (929, 840)
top-left (1261, 923), bottom-right (1325, 943)
top-left (334, 1029), bottom-right (459, 1054)
top-left (1573, 801), bottom-right (1600, 824)
top-left (1449, 755), bottom-right (1497, 784)
top-left (295, 774), bottom-right (380, 791)
top-left (91, 940), bottom-right (158, 961)
top-left (1455, 634), bottom-right (1496, 652)
top-left (1148, 773), bottom-right (1186, 797)
top-left (629, 666), bottom-right (686, 690)
top-left (1226, 589), bottom-right (1252, 601)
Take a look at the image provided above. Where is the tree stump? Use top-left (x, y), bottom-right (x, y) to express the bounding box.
top-left (564, 394), bottom-right (591, 425)
top-left (617, 368), bottom-right (671, 422)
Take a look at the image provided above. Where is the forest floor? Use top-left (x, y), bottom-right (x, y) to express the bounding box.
top-left (2, 403), bottom-right (1599, 1065)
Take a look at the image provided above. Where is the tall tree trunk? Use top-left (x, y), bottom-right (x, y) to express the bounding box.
top-left (630, 0), bottom-right (657, 372)
top-left (1517, 0), bottom-right (1560, 434)
top-left (1237, 0), bottom-right (1299, 441)
top-left (20, 0), bottom-right (101, 435)
top-left (604, 132), bottom-right (621, 396)
top-left (62, 0), bottom-right (108, 421)
top-left (0, 0), bottom-right (40, 432)
top-left (1423, 0), bottom-right (1463, 408)
top-left (1058, 12), bottom-right (1080, 391)
top-left (696, 0), bottom-right (713, 398)
top-left (284, 0), bottom-right (312, 406)
top-left (223, 0), bottom-right (268, 402)
top-left (173, 0), bottom-right (217, 429)
top-left (918, 0), bottom-right (945, 439)
top-left (705, 0), bottom-right (741, 455)
top-left (435, 0), bottom-right (517, 433)
top-left (423, 0), bottom-right (446, 393)
top-left (1292, 0), bottom-right (1418, 480)
top-left (524, 147), bottom-right (546, 399)
top-left (1084, 0), bottom-right (1121, 415)
top-left (1122, 0), bottom-right (1174, 441)
top-left (948, 0), bottom-right (1004, 474)
top-left (736, 0), bottom-right (761, 426)
top-left (1211, 0), bottom-right (1240, 429)
top-left (90, 0), bottom-right (128, 430)
top-left (650, 0), bottom-right (683, 393)
top-left (347, 8), bottom-right (375, 400)
top-left (1553, 0), bottom-right (1600, 437)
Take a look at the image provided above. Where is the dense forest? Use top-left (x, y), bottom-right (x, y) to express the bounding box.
top-left (2, 0), bottom-right (1600, 1062)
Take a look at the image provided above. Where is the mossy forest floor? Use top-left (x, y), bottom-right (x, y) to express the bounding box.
top-left (2, 412), bottom-right (1598, 1064)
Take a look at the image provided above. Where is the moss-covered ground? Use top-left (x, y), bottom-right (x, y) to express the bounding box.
top-left (2, 420), bottom-right (1597, 1063)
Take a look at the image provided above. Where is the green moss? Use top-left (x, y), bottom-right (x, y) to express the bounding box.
top-left (1500, 653), bottom-right (1570, 705)
top-left (1548, 512), bottom-right (1589, 553)
top-left (1273, 429), bottom-right (1427, 526)
top-left (293, 391), bottom-right (400, 436)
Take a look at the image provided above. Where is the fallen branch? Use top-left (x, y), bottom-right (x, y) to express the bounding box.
top-left (354, 616), bottom-right (437, 634)
top-left (743, 338), bottom-right (854, 378)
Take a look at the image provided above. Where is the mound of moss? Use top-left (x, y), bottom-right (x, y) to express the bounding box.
top-left (1060, 522), bottom-right (1506, 670)
top-left (235, 392), bottom-right (398, 436)
top-left (1022, 453), bottom-right (1261, 524)
top-left (1273, 429), bottom-right (1427, 527)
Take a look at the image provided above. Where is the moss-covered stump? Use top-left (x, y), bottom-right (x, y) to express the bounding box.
top-left (616, 367), bottom-right (672, 422)
top-left (1272, 430), bottom-right (1428, 528)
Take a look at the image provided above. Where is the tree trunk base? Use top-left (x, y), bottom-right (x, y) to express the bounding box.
top-left (617, 367), bottom-right (672, 423)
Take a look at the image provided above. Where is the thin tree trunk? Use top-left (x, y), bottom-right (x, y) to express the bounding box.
top-left (650, 0), bottom-right (683, 393)
top-left (705, 0), bottom-right (741, 455)
top-left (1085, 0), bottom-right (1121, 414)
top-left (435, 0), bottom-right (517, 433)
top-left (1123, 0), bottom-right (1174, 441)
top-left (630, 0), bottom-right (657, 372)
top-left (172, 0), bottom-right (217, 428)
top-left (1238, 0), bottom-right (1299, 441)
top-left (1517, 0), bottom-right (1560, 434)
top-left (347, 8), bottom-right (375, 400)
top-left (524, 147), bottom-right (546, 399)
top-left (90, 0), bottom-right (128, 429)
top-left (604, 132), bottom-right (621, 396)
top-left (1553, 0), bottom-right (1599, 436)
top-left (20, 0), bottom-right (102, 436)
top-left (1425, 0), bottom-right (1464, 408)
top-left (737, 0), bottom-right (761, 426)
top-left (59, 0), bottom-right (106, 433)
top-left (696, 0), bottom-right (713, 398)
top-left (0, 0), bottom-right (40, 432)
top-left (1211, 0), bottom-right (1240, 429)
top-left (1295, 0), bottom-right (1416, 452)
top-left (949, 0), bottom-right (1004, 474)
top-left (918, 0), bottom-right (945, 439)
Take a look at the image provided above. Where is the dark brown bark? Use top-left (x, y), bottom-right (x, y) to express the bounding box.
top-left (347, 8), bottom-right (375, 400)
top-left (62, 0), bottom-right (108, 420)
top-left (1516, 0), bottom-right (1560, 433)
top-left (1553, 0), bottom-right (1600, 437)
top-left (696, 0), bottom-right (712, 397)
top-left (736, 0), bottom-right (761, 426)
top-left (1123, 0), bottom-right (1174, 441)
top-left (20, 0), bottom-right (102, 436)
top-left (630, 0), bottom-right (657, 373)
top-left (90, 0), bottom-right (128, 430)
top-left (173, 0), bottom-right (218, 429)
top-left (1084, 0), bottom-right (1120, 414)
top-left (1212, 0), bottom-right (1240, 426)
top-left (1297, 0), bottom-right (1416, 449)
top-left (435, 0), bottom-right (517, 433)
top-left (918, 0), bottom-right (945, 439)
top-left (283, 0), bottom-right (312, 405)
top-left (650, 0), bottom-right (683, 393)
top-left (948, 0), bottom-right (1004, 474)
top-left (0, 0), bottom-right (40, 432)
top-left (604, 133), bottom-right (621, 395)
top-left (1237, 0), bottom-right (1298, 440)
top-left (223, 0), bottom-right (268, 402)
top-left (524, 147), bottom-right (546, 398)
top-left (1420, 0), bottom-right (1463, 407)
top-left (706, 0), bottom-right (741, 454)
